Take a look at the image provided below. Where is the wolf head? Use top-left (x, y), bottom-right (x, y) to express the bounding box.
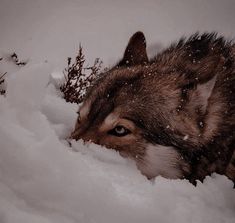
top-left (71, 32), bottom-right (235, 181)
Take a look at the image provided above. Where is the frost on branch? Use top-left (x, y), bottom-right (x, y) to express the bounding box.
top-left (60, 45), bottom-right (102, 104)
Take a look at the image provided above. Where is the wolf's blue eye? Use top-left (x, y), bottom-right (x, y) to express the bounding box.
top-left (108, 125), bottom-right (131, 137)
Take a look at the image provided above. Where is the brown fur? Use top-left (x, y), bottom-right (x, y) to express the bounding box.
top-left (71, 32), bottom-right (235, 184)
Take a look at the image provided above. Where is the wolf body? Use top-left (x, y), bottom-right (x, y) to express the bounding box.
top-left (72, 32), bottom-right (235, 184)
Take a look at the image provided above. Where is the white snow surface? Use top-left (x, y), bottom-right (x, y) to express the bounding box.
top-left (0, 0), bottom-right (235, 223)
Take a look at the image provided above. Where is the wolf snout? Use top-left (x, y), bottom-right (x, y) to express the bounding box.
top-left (71, 129), bottom-right (98, 145)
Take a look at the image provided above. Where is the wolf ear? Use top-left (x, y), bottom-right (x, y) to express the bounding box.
top-left (118, 31), bottom-right (149, 67)
top-left (183, 75), bottom-right (217, 118)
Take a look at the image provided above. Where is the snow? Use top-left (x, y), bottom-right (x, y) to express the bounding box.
top-left (0, 0), bottom-right (235, 222)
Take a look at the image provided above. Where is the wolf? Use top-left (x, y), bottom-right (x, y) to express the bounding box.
top-left (71, 31), bottom-right (235, 184)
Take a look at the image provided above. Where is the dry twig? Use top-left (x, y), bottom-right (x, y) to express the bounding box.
top-left (0, 72), bottom-right (6, 95)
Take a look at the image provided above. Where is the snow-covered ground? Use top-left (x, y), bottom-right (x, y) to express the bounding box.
top-left (0, 1), bottom-right (235, 223)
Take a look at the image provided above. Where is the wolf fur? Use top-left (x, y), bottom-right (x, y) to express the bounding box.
top-left (71, 31), bottom-right (235, 184)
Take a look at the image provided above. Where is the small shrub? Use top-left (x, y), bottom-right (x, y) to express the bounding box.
top-left (60, 45), bottom-right (102, 104)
